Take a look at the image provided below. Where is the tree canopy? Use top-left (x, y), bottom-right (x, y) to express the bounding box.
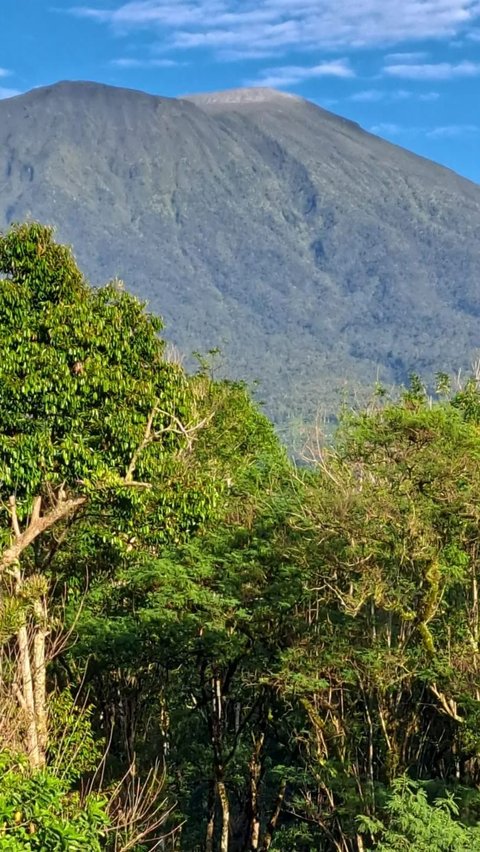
top-left (2, 223), bottom-right (480, 851)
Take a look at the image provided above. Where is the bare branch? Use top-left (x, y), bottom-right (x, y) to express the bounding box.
top-left (125, 406), bottom-right (159, 483)
top-left (125, 404), bottom-right (214, 483)
top-left (0, 497), bottom-right (86, 574)
top-left (106, 763), bottom-right (174, 852)
top-left (2, 403), bottom-right (213, 574)
top-left (430, 683), bottom-right (464, 723)
top-left (155, 408), bottom-right (213, 451)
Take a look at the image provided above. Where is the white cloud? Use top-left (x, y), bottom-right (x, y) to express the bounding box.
top-left (385, 60), bottom-right (480, 79)
top-left (0, 87), bottom-right (21, 99)
top-left (391, 89), bottom-right (413, 100)
top-left (369, 122), bottom-right (404, 136)
top-left (427, 123), bottom-right (479, 137)
top-left (0, 68), bottom-right (11, 78)
top-left (216, 47), bottom-right (283, 60)
top-left (70, 2), bottom-right (275, 30)
top-left (350, 88), bottom-right (439, 102)
top-left (247, 59), bottom-right (355, 88)
top-left (384, 51), bottom-right (429, 62)
top-left (350, 88), bottom-right (384, 101)
top-left (172, 20), bottom-right (304, 51)
top-left (110, 56), bottom-right (181, 67)
top-left (67, 1), bottom-right (480, 58)
top-left (370, 122), bottom-right (479, 139)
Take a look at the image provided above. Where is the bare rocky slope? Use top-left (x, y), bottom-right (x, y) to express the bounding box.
top-left (1, 80), bottom-right (480, 435)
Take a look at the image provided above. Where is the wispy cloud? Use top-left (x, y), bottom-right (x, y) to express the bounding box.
top-left (350, 88), bottom-right (413, 102)
top-left (0, 68), bottom-right (12, 78)
top-left (216, 47), bottom-right (283, 60)
top-left (0, 87), bottom-right (21, 99)
top-left (67, 1), bottom-right (480, 59)
top-left (246, 59), bottom-right (355, 89)
top-left (110, 56), bottom-right (181, 67)
top-left (384, 51), bottom-right (429, 62)
top-left (370, 122), bottom-right (404, 136)
top-left (419, 91), bottom-right (441, 101)
top-left (350, 87), bottom-right (440, 102)
top-left (171, 20), bottom-right (304, 52)
top-left (69, 2), bottom-right (275, 30)
top-left (427, 123), bottom-right (479, 137)
top-left (370, 122), bottom-right (479, 139)
top-left (385, 60), bottom-right (480, 79)
top-left (350, 89), bottom-right (384, 102)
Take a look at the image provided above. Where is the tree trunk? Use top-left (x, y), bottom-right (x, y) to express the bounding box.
top-left (33, 599), bottom-right (47, 761)
top-left (17, 622), bottom-right (41, 768)
top-left (248, 732), bottom-right (265, 851)
top-left (261, 779), bottom-right (286, 851)
top-left (210, 674), bottom-right (230, 852)
top-left (205, 780), bottom-right (215, 852)
top-left (217, 778), bottom-right (230, 852)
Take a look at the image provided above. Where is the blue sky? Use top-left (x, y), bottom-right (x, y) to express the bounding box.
top-left (2, 0), bottom-right (480, 182)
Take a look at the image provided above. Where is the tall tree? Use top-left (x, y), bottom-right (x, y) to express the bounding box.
top-left (0, 221), bottom-right (218, 776)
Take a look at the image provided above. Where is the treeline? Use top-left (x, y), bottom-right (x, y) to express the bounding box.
top-left (2, 224), bottom-right (480, 850)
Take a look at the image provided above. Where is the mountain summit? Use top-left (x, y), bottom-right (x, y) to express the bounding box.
top-left (185, 87), bottom-right (301, 104)
top-left (1, 81), bottom-right (480, 431)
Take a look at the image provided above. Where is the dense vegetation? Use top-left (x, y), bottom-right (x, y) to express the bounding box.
top-left (2, 223), bottom-right (480, 850)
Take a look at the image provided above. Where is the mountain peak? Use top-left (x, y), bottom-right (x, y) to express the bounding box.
top-left (1, 79), bottom-right (480, 436)
top-left (185, 87), bottom-right (302, 105)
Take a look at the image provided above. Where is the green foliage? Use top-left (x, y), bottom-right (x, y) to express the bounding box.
top-left (0, 222), bottom-right (85, 305)
top-left (47, 692), bottom-right (102, 784)
top-left (0, 752), bottom-right (109, 851)
top-left (0, 222), bottom-right (200, 538)
top-left (359, 777), bottom-right (480, 851)
top-left (6, 222), bottom-right (480, 850)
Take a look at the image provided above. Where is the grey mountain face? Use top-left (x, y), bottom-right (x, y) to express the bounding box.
top-left (1, 80), bottom-right (480, 433)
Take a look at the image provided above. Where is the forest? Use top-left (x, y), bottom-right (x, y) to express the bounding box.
top-left (2, 222), bottom-right (480, 851)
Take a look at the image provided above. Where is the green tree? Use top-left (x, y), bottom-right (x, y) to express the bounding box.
top-left (268, 382), bottom-right (480, 849)
top-left (359, 777), bottom-right (480, 851)
top-left (0, 752), bottom-right (109, 852)
top-left (63, 385), bottom-right (294, 852)
top-left (0, 222), bottom-right (292, 850)
top-left (0, 222), bottom-right (224, 768)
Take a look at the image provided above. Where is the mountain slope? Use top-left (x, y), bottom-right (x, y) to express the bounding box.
top-left (1, 81), bottom-right (480, 432)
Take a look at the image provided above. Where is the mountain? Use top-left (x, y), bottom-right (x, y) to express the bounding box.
top-left (1, 80), bottom-right (480, 435)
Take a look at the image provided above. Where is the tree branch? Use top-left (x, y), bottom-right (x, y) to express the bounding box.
top-left (125, 406), bottom-right (159, 483)
top-left (2, 404), bottom-right (213, 573)
top-left (430, 683), bottom-right (464, 723)
top-left (0, 496), bottom-right (87, 574)
top-left (125, 405), bottom-right (214, 483)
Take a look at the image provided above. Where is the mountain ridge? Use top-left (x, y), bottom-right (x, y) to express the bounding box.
top-left (1, 80), bottom-right (480, 435)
